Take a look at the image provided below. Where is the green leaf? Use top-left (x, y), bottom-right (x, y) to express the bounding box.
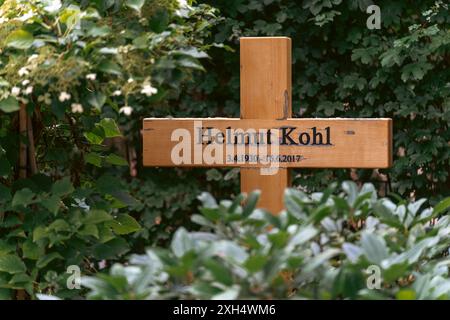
top-left (96, 174), bottom-right (122, 194)
top-left (107, 214), bottom-right (141, 235)
top-left (105, 154), bottom-right (128, 166)
top-left (48, 219), bottom-right (71, 232)
top-left (243, 190), bottom-right (260, 217)
top-left (0, 255), bottom-right (26, 274)
top-left (244, 255), bottom-right (268, 273)
top-left (83, 210), bottom-right (113, 225)
top-left (41, 195), bottom-right (60, 215)
top-left (92, 238), bottom-right (129, 260)
top-left (36, 252), bottom-right (63, 269)
top-left (33, 226), bottom-right (47, 242)
top-left (22, 240), bottom-right (44, 260)
top-left (87, 25), bottom-right (111, 37)
top-left (171, 227), bottom-right (193, 258)
top-left (98, 60), bottom-right (122, 75)
top-left (125, 0), bottom-right (145, 13)
top-left (85, 152), bottom-right (103, 167)
top-left (79, 224), bottom-right (99, 238)
top-left (5, 29), bottom-right (34, 49)
top-left (0, 240), bottom-right (15, 256)
top-left (0, 289), bottom-right (11, 299)
top-left (0, 155), bottom-right (12, 176)
top-left (0, 96), bottom-right (20, 113)
top-left (84, 127), bottom-right (105, 145)
top-left (51, 177), bottom-right (74, 197)
top-left (149, 9), bottom-right (169, 33)
top-left (9, 272), bottom-right (32, 286)
top-left (12, 188), bottom-right (35, 207)
top-left (87, 92), bottom-right (106, 110)
top-left (204, 259), bottom-right (233, 285)
top-left (361, 233), bottom-right (389, 265)
top-left (99, 118), bottom-right (121, 138)
top-left (433, 197), bottom-right (450, 216)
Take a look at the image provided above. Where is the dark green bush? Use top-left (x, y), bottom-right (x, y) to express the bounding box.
top-left (180, 0), bottom-right (450, 202)
top-left (0, 0), bottom-right (218, 299)
top-left (81, 182), bottom-right (450, 300)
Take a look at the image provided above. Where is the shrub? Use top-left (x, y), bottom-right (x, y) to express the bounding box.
top-left (81, 182), bottom-right (450, 300)
top-left (0, 0), bottom-right (218, 299)
top-left (183, 0), bottom-right (450, 202)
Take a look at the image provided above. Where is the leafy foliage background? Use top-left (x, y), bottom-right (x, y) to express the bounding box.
top-left (0, 0), bottom-right (448, 299)
top-left (183, 0), bottom-right (449, 201)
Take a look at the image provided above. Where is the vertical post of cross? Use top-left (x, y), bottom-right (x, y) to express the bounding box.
top-left (240, 37), bottom-right (292, 214)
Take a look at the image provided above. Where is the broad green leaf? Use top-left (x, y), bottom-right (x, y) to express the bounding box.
top-left (87, 25), bottom-right (111, 37)
top-left (5, 29), bottom-right (34, 49)
top-left (0, 240), bottom-right (15, 256)
top-left (433, 197), bottom-right (450, 216)
top-left (203, 259), bottom-right (233, 285)
top-left (99, 118), bottom-right (121, 138)
top-left (33, 226), bottom-right (47, 242)
top-left (51, 177), bottom-right (74, 197)
top-left (0, 96), bottom-right (20, 113)
top-left (85, 152), bottom-right (103, 167)
top-left (0, 289), bottom-right (11, 299)
top-left (98, 60), bottom-right (122, 75)
top-left (105, 154), bottom-right (128, 166)
top-left (0, 184), bottom-right (11, 202)
top-left (41, 195), bottom-right (60, 215)
top-left (92, 238), bottom-right (129, 260)
top-left (0, 255), bottom-right (26, 274)
top-left (244, 255), bottom-right (267, 273)
top-left (12, 188), bottom-right (35, 207)
top-left (84, 129), bottom-right (105, 145)
top-left (361, 233), bottom-right (389, 265)
top-left (107, 214), bottom-right (141, 235)
top-left (125, 0), bottom-right (145, 13)
top-left (149, 9), bottom-right (169, 33)
top-left (83, 210), bottom-right (113, 224)
top-left (79, 224), bottom-right (99, 238)
top-left (48, 219), bottom-right (71, 232)
top-left (87, 92), bottom-right (106, 110)
top-left (22, 240), bottom-right (44, 260)
top-left (36, 252), bottom-right (63, 269)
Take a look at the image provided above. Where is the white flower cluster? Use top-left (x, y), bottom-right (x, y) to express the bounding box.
top-left (119, 106), bottom-right (133, 116)
top-left (141, 84), bottom-right (158, 96)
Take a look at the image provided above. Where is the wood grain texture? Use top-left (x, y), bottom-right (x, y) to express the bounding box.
top-left (240, 37), bottom-right (291, 213)
top-left (240, 37), bottom-right (292, 120)
top-left (142, 118), bottom-right (393, 168)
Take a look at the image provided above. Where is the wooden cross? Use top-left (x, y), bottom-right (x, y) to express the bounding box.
top-left (142, 37), bottom-right (392, 214)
